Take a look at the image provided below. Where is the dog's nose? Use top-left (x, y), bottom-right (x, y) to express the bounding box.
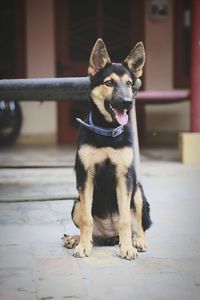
top-left (122, 97), bottom-right (133, 109)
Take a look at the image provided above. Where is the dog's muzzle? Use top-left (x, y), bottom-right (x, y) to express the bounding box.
top-left (121, 97), bottom-right (133, 110)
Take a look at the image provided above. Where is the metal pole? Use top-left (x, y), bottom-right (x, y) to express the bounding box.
top-left (0, 77), bottom-right (90, 101)
top-left (130, 104), bottom-right (141, 183)
top-left (0, 77), bottom-right (190, 103)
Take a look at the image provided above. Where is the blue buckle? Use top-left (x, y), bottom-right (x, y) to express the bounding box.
top-left (112, 126), bottom-right (123, 137)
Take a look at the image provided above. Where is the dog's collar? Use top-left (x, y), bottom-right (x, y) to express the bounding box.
top-left (76, 113), bottom-right (124, 137)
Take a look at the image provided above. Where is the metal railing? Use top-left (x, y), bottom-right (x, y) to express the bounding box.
top-left (0, 77), bottom-right (190, 103)
top-left (0, 77), bottom-right (90, 101)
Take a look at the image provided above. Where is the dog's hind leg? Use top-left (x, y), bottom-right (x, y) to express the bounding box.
top-left (62, 200), bottom-right (81, 249)
top-left (62, 234), bottom-right (80, 249)
top-left (132, 184), bottom-right (152, 252)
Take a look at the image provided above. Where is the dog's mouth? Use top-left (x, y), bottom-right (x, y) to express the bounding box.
top-left (105, 101), bottom-right (129, 126)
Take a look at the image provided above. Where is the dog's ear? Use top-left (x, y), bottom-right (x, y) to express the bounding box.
top-left (123, 42), bottom-right (145, 78)
top-left (88, 38), bottom-right (111, 77)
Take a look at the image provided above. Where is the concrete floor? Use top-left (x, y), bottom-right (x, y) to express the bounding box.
top-left (0, 146), bottom-right (200, 300)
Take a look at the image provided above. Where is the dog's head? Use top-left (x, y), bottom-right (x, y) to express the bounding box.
top-left (88, 38), bottom-right (145, 126)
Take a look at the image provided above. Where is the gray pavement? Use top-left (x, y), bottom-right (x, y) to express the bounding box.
top-left (0, 146), bottom-right (200, 300)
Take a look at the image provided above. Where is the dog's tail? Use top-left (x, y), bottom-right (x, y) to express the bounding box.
top-left (138, 183), bottom-right (152, 231)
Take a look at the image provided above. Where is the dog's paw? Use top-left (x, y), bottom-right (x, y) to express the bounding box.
top-left (73, 241), bottom-right (92, 258)
top-left (62, 234), bottom-right (80, 249)
top-left (133, 237), bottom-right (147, 252)
top-left (120, 245), bottom-right (138, 260)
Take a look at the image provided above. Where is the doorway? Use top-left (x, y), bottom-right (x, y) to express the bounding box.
top-left (0, 0), bottom-right (26, 79)
top-left (55, 0), bottom-right (144, 144)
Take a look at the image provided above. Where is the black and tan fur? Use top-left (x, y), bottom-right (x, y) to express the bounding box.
top-left (63, 39), bottom-right (152, 260)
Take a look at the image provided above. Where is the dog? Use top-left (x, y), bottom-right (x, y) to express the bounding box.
top-left (62, 38), bottom-right (152, 260)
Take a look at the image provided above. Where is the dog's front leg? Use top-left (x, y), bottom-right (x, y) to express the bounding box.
top-left (73, 173), bottom-right (94, 258)
top-left (132, 185), bottom-right (147, 252)
top-left (117, 177), bottom-right (138, 260)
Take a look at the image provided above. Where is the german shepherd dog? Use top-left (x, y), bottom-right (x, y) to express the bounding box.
top-left (63, 39), bottom-right (152, 260)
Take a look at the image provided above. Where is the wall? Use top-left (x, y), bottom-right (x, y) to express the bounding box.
top-left (144, 0), bottom-right (190, 144)
top-left (19, 0), bottom-right (57, 144)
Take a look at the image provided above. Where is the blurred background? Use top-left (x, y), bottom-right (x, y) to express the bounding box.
top-left (0, 0), bottom-right (192, 148)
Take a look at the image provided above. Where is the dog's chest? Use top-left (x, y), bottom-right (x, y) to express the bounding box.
top-left (78, 145), bottom-right (133, 175)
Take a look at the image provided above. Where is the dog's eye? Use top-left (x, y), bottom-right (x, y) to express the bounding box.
top-left (104, 80), bottom-right (114, 87)
top-left (126, 80), bottom-right (132, 87)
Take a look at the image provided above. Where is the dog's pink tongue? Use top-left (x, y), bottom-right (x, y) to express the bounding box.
top-left (114, 109), bottom-right (128, 125)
